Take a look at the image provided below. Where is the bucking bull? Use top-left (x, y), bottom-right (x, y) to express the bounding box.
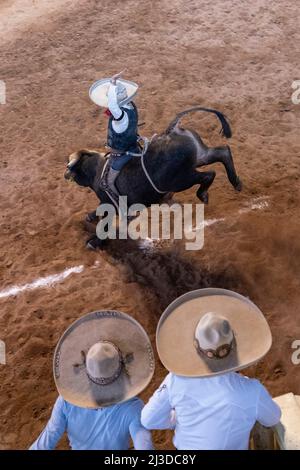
top-left (64, 106), bottom-right (242, 249)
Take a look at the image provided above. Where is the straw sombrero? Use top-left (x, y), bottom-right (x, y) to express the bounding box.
top-left (54, 310), bottom-right (154, 408)
top-left (156, 288), bottom-right (272, 377)
top-left (89, 78), bottom-right (138, 108)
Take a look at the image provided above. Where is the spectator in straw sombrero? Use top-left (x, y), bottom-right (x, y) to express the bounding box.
top-left (141, 288), bottom-right (281, 450)
top-left (30, 311), bottom-right (155, 450)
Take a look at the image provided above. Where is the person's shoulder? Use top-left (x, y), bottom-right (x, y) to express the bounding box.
top-left (59, 396), bottom-right (84, 415)
top-left (232, 373), bottom-right (264, 393)
top-left (54, 395), bottom-right (71, 415)
top-left (121, 397), bottom-right (144, 412)
top-left (56, 395), bottom-right (66, 406)
top-left (116, 398), bottom-right (144, 424)
top-left (169, 373), bottom-right (194, 392)
top-left (171, 373), bottom-right (193, 385)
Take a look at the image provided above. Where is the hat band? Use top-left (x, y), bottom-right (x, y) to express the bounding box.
top-left (194, 336), bottom-right (235, 360)
top-left (86, 341), bottom-right (123, 386)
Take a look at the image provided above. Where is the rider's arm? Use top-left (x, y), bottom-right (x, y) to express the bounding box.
top-left (107, 83), bottom-right (123, 120)
top-left (107, 83), bottom-right (129, 133)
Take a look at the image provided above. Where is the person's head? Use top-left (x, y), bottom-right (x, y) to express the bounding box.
top-left (53, 310), bottom-right (155, 408)
top-left (156, 288), bottom-right (272, 378)
top-left (89, 78), bottom-right (138, 109)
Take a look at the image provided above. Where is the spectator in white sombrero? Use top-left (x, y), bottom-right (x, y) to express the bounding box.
top-left (30, 310), bottom-right (155, 450)
top-left (141, 288), bottom-right (281, 450)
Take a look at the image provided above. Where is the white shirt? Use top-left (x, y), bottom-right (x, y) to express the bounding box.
top-left (141, 372), bottom-right (281, 450)
top-left (30, 396), bottom-right (153, 450)
top-left (107, 83), bottom-right (130, 133)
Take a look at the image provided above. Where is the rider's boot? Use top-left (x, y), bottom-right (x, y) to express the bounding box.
top-left (107, 167), bottom-right (120, 197)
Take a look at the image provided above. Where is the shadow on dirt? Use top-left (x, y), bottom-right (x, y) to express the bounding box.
top-left (105, 238), bottom-right (250, 311)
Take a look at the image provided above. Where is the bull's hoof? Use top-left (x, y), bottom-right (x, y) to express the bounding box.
top-left (234, 177), bottom-right (243, 192)
top-left (86, 211), bottom-right (97, 223)
top-left (86, 236), bottom-right (105, 251)
top-left (199, 191), bottom-right (209, 204)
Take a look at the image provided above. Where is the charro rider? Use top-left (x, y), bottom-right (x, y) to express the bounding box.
top-left (89, 72), bottom-right (141, 199)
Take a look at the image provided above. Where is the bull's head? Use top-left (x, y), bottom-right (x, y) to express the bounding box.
top-left (64, 149), bottom-right (101, 187)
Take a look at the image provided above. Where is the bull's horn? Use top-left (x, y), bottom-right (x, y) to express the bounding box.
top-left (67, 152), bottom-right (80, 169)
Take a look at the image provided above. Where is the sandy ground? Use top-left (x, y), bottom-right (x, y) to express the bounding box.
top-left (0, 0), bottom-right (300, 450)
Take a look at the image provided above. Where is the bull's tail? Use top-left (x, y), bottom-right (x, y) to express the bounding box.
top-left (166, 106), bottom-right (232, 138)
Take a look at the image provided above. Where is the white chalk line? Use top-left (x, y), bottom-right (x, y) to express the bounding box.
top-left (190, 197), bottom-right (270, 233)
top-left (0, 265), bottom-right (84, 300)
top-left (140, 197), bottom-right (270, 247)
top-left (138, 219), bottom-right (226, 251)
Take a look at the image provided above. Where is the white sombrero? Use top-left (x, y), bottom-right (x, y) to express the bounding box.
top-left (89, 78), bottom-right (138, 108)
top-left (53, 310), bottom-right (154, 408)
top-left (156, 288), bottom-right (272, 377)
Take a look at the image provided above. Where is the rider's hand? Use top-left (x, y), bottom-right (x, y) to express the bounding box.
top-left (110, 70), bottom-right (126, 85)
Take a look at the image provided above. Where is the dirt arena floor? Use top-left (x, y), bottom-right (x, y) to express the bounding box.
top-left (0, 0), bottom-right (300, 450)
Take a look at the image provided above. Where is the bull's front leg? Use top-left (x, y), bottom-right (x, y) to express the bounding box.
top-left (85, 212), bottom-right (106, 250)
top-left (86, 214), bottom-right (110, 250)
top-left (86, 210), bottom-right (97, 223)
top-left (86, 202), bottom-right (117, 250)
top-left (85, 211), bottom-right (98, 223)
top-left (86, 235), bottom-right (107, 250)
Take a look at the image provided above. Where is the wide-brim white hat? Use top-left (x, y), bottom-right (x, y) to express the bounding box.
top-left (89, 78), bottom-right (138, 108)
top-left (156, 288), bottom-right (272, 377)
top-left (53, 310), bottom-right (154, 408)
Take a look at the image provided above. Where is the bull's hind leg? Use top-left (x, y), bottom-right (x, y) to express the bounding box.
top-left (171, 169), bottom-right (216, 204)
top-left (195, 171), bottom-right (216, 204)
top-left (198, 145), bottom-right (242, 191)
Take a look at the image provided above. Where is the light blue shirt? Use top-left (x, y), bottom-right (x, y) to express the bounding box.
top-left (141, 372), bottom-right (281, 450)
top-left (30, 396), bottom-right (153, 450)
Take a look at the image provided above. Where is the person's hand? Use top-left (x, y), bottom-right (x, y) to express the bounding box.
top-left (110, 69), bottom-right (126, 85)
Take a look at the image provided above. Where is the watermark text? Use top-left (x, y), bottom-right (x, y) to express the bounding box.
top-left (96, 197), bottom-right (205, 250)
top-left (291, 340), bottom-right (300, 365)
top-left (0, 340), bottom-right (6, 365)
top-left (291, 80), bottom-right (300, 105)
top-left (0, 80), bottom-right (6, 104)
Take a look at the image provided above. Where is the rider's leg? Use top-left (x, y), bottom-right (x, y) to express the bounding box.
top-left (108, 153), bottom-right (134, 196)
top-left (107, 167), bottom-right (120, 196)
